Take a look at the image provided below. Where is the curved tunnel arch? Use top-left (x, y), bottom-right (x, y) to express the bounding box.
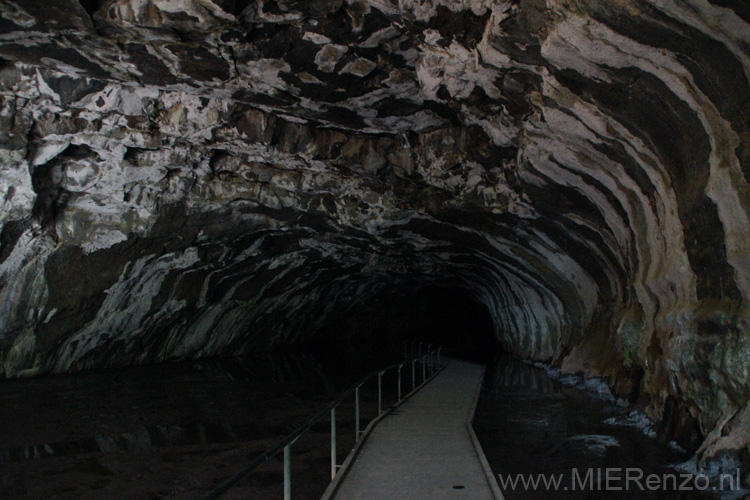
top-left (0, 0), bottom-right (749, 462)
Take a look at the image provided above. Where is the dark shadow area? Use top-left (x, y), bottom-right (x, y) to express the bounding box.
top-left (0, 344), bottom-right (402, 500)
top-left (310, 283), bottom-right (498, 365)
top-left (0, 279), bottom-right (500, 500)
top-left (404, 284), bottom-right (498, 364)
top-left (474, 353), bottom-right (717, 500)
top-left (77, 0), bottom-right (106, 18)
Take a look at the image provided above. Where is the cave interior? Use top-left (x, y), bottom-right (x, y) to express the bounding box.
top-left (1, 0), bottom-right (750, 484)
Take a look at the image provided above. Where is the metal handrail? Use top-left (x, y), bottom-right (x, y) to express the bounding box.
top-left (201, 345), bottom-right (443, 500)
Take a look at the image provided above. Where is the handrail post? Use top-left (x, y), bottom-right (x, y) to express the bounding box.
top-left (397, 364), bottom-right (402, 401)
top-left (284, 445), bottom-right (291, 500)
top-left (438, 347), bottom-right (442, 368)
top-left (378, 371), bottom-right (383, 415)
top-left (355, 385), bottom-right (360, 440)
top-left (199, 351), bottom-right (452, 500)
top-left (330, 407), bottom-right (336, 480)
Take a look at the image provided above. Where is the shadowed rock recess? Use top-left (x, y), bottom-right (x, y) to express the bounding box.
top-left (0, 0), bottom-right (749, 465)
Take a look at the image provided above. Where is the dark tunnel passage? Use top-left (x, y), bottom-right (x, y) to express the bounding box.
top-left (311, 284), bottom-right (499, 364)
top-left (0, 293), bottom-right (500, 500)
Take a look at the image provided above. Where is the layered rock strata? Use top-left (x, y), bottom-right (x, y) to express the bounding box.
top-left (1, 0), bottom-right (750, 464)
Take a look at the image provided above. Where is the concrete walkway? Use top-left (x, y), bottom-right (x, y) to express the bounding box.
top-left (325, 358), bottom-right (502, 500)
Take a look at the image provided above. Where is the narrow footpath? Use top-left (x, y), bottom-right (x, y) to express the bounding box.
top-left (326, 358), bottom-right (502, 500)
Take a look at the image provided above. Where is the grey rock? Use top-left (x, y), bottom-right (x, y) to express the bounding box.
top-left (1, 0), bottom-right (750, 462)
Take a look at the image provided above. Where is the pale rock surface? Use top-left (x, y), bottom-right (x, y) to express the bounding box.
top-left (1, 0), bottom-right (750, 467)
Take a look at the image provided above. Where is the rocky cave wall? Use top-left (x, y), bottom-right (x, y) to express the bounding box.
top-left (1, 0), bottom-right (750, 461)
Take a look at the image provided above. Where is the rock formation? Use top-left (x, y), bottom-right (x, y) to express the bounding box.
top-left (1, 0), bottom-right (749, 465)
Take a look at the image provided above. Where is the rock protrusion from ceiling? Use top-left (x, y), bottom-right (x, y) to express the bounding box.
top-left (2, 0), bottom-right (750, 465)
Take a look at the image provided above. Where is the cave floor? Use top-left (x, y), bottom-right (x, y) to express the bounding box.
top-left (0, 351), bottom-right (400, 500)
top-left (329, 358), bottom-right (498, 500)
top-left (473, 354), bottom-right (721, 500)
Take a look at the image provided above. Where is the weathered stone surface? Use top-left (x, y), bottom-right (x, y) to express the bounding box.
top-left (1, 0), bottom-right (750, 466)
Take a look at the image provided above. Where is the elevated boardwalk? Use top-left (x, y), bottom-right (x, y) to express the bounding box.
top-left (324, 358), bottom-right (503, 500)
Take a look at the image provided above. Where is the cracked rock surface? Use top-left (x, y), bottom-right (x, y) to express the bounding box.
top-left (2, 0), bottom-right (750, 463)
